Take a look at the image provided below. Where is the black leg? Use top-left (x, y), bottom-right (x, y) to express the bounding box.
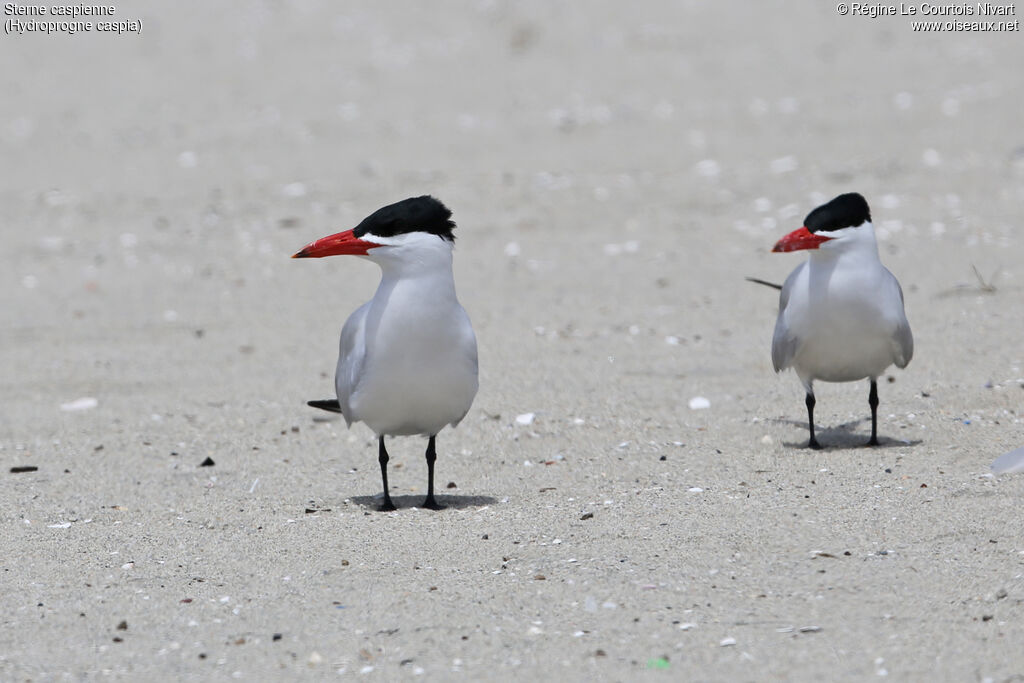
top-left (422, 435), bottom-right (444, 510)
top-left (378, 436), bottom-right (396, 511)
top-left (867, 380), bottom-right (879, 446)
top-left (806, 392), bottom-right (822, 449)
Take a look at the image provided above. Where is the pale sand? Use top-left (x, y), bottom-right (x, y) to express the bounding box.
top-left (3, 1), bottom-right (1024, 680)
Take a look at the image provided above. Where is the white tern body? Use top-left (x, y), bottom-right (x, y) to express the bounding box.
top-left (337, 232), bottom-right (479, 437)
top-left (772, 220), bottom-right (913, 391)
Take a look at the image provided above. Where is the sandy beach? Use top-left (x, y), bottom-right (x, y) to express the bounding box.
top-left (3, 1), bottom-right (1024, 679)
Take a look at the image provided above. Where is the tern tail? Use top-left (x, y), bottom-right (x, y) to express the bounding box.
top-left (745, 276), bottom-right (783, 291)
top-left (307, 399), bottom-right (343, 413)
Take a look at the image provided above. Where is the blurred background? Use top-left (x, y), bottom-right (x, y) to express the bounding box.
top-left (3, 0), bottom-right (1021, 436)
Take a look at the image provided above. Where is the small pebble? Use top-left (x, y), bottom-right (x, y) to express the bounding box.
top-left (61, 397), bottom-right (98, 412)
top-left (770, 156), bottom-right (798, 174)
top-left (695, 159), bottom-right (720, 177)
top-left (688, 396), bottom-right (710, 410)
top-left (283, 182), bottom-right (307, 198)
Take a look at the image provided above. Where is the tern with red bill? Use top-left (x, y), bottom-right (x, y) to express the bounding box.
top-left (770, 192), bottom-right (913, 449)
top-left (293, 196), bottom-right (479, 510)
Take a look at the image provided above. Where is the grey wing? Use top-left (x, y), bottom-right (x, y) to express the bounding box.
top-left (891, 279), bottom-right (914, 368)
top-left (450, 307), bottom-right (480, 428)
top-left (335, 302), bottom-right (370, 427)
top-left (992, 446), bottom-right (1024, 474)
top-left (463, 309), bottom-right (480, 378)
top-left (771, 264), bottom-right (803, 373)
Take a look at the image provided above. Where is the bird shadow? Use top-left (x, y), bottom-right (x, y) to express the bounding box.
top-left (348, 493), bottom-right (499, 511)
top-left (774, 417), bottom-right (922, 450)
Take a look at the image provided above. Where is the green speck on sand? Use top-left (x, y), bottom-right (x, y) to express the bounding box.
top-left (647, 657), bottom-right (670, 670)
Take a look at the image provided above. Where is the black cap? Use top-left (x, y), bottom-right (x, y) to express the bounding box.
top-left (805, 193), bottom-right (872, 233)
top-left (353, 196), bottom-right (456, 242)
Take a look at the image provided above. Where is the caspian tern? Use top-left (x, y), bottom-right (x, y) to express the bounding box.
top-left (770, 192), bottom-right (913, 449)
top-left (293, 196), bottom-right (479, 510)
top-left (992, 447), bottom-right (1024, 475)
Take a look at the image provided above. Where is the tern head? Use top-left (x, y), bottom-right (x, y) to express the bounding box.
top-left (772, 193), bottom-right (873, 253)
top-left (292, 196), bottom-right (457, 260)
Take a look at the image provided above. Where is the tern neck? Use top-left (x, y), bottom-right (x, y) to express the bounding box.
top-left (368, 239), bottom-right (460, 303)
top-left (378, 245), bottom-right (454, 279)
top-left (810, 221), bottom-right (880, 263)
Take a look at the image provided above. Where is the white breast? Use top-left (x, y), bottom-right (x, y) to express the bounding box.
top-left (336, 244), bottom-right (479, 437)
top-left (774, 242), bottom-right (911, 389)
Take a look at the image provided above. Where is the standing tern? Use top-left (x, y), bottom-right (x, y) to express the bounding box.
top-left (770, 192), bottom-right (913, 449)
top-left (293, 196), bottom-right (479, 510)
